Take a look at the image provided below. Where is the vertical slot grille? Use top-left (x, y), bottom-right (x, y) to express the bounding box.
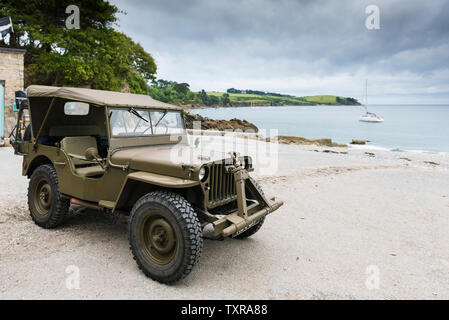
top-left (209, 162), bottom-right (236, 203)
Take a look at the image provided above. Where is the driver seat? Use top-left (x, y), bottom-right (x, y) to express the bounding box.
top-left (60, 136), bottom-right (105, 178)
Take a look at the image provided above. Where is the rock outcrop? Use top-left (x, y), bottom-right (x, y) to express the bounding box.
top-left (267, 136), bottom-right (347, 147)
top-left (184, 112), bottom-right (259, 132)
top-left (350, 139), bottom-right (367, 145)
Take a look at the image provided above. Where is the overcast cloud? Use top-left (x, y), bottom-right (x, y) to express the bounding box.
top-left (110, 0), bottom-right (449, 103)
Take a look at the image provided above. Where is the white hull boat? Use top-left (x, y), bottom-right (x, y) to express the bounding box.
top-left (360, 80), bottom-right (384, 123)
top-left (360, 112), bottom-right (384, 122)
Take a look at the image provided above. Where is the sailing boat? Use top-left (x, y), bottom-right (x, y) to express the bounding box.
top-left (360, 80), bottom-right (384, 123)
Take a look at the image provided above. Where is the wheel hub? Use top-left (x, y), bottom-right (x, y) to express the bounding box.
top-left (39, 191), bottom-right (48, 201)
top-left (34, 180), bottom-right (52, 217)
top-left (148, 219), bottom-right (176, 254)
top-left (141, 215), bottom-right (177, 265)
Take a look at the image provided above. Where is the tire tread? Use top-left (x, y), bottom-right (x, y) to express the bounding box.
top-left (128, 190), bottom-right (203, 284)
top-left (27, 164), bottom-right (69, 229)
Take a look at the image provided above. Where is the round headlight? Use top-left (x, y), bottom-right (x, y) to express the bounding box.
top-left (199, 166), bottom-right (208, 182)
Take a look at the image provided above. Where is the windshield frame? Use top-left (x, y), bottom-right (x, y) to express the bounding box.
top-left (108, 107), bottom-right (186, 138)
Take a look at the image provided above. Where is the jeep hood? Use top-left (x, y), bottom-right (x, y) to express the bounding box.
top-left (111, 144), bottom-right (233, 178)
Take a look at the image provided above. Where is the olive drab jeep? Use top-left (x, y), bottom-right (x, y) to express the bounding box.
top-left (11, 85), bottom-right (284, 284)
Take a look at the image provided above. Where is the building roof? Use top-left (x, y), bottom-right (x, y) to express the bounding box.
top-left (26, 85), bottom-right (181, 110)
top-left (0, 47), bottom-right (26, 54)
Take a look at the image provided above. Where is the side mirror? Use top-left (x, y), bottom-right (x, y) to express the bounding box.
top-left (85, 147), bottom-right (100, 161)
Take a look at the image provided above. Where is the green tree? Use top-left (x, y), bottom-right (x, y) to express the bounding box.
top-left (207, 95), bottom-right (219, 106)
top-left (153, 79), bottom-right (171, 89)
top-left (173, 82), bottom-right (190, 95)
top-left (198, 90), bottom-right (209, 105)
top-left (221, 93), bottom-right (231, 106)
top-left (147, 80), bottom-right (196, 105)
top-left (0, 0), bottom-right (156, 91)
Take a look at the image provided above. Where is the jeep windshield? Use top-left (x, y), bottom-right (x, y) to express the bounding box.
top-left (109, 109), bottom-right (185, 136)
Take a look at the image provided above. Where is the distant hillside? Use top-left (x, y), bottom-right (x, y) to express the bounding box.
top-left (206, 91), bottom-right (361, 106)
top-left (145, 80), bottom-right (361, 107)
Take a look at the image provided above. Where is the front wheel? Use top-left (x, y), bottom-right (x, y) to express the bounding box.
top-left (128, 191), bottom-right (203, 284)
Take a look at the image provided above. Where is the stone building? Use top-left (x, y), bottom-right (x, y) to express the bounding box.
top-left (0, 47), bottom-right (26, 141)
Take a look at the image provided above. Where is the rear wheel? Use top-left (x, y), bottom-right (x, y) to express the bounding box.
top-left (128, 191), bottom-right (203, 284)
top-left (28, 164), bottom-right (69, 228)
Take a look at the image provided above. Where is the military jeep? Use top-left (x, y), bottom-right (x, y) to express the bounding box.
top-left (11, 85), bottom-right (283, 283)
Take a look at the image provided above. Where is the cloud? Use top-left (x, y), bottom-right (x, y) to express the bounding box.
top-left (110, 0), bottom-right (449, 103)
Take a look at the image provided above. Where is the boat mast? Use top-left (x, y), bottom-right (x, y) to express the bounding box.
top-left (364, 79), bottom-right (368, 111)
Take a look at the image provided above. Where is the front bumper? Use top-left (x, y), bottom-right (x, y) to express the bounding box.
top-left (206, 153), bottom-right (284, 237)
top-left (212, 197), bottom-right (284, 237)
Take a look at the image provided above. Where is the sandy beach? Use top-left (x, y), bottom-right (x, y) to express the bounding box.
top-left (0, 141), bottom-right (448, 299)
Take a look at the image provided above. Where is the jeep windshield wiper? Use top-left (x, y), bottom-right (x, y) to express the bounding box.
top-left (128, 107), bottom-right (149, 123)
top-left (154, 110), bottom-right (168, 127)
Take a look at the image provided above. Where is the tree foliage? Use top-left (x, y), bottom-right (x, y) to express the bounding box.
top-left (197, 89), bottom-right (220, 106)
top-left (147, 80), bottom-right (225, 106)
top-left (149, 79), bottom-right (197, 104)
top-left (336, 97), bottom-right (360, 105)
top-left (0, 0), bottom-right (156, 91)
top-left (221, 93), bottom-right (231, 106)
top-left (227, 88), bottom-right (291, 97)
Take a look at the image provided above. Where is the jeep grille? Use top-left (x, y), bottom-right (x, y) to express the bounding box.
top-left (208, 162), bottom-right (237, 208)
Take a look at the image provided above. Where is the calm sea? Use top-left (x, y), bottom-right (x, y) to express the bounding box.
top-left (191, 105), bottom-right (449, 153)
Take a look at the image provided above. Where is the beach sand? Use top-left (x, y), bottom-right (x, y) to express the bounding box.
top-left (0, 142), bottom-right (448, 299)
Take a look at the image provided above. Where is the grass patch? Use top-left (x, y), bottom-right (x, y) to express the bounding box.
top-left (206, 92), bottom-right (359, 106)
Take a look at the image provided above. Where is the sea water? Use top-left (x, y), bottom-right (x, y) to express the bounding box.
top-left (191, 105), bottom-right (449, 153)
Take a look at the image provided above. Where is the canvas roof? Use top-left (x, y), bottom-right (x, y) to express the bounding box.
top-left (26, 85), bottom-right (181, 110)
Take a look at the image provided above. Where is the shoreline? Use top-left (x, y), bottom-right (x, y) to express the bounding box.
top-left (183, 103), bottom-right (362, 110)
top-left (184, 115), bottom-right (449, 155)
top-left (185, 128), bottom-right (449, 157)
top-left (349, 143), bottom-right (449, 156)
top-left (187, 106), bottom-right (449, 155)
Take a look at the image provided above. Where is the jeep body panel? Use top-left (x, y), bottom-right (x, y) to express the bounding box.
top-left (124, 171), bottom-right (200, 189)
top-left (110, 144), bottom-right (231, 178)
top-left (113, 171), bottom-right (200, 212)
top-left (22, 142), bottom-right (127, 203)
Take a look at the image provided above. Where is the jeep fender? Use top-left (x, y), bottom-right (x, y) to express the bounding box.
top-left (113, 171), bottom-right (200, 212)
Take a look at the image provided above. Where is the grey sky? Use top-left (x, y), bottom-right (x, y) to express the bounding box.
top-left (110, 0), bottom-right (449, 103)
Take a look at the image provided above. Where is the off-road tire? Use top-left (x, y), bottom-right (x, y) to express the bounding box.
top-left (128, 191), bottom-right (203, 284)
top-left (234, 178), bottom-right (266, 239)
top-left (28, 164), bottom-right (70, 228)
